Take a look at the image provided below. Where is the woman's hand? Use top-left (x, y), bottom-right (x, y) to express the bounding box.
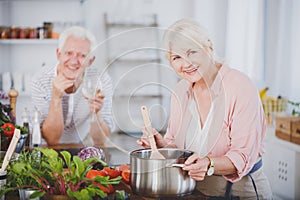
top-left (136, 127), bottom-right (167, 148)
top-left (183, 153), bottom-right (210, 181)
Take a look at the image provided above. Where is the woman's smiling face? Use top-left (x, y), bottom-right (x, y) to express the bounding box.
top-left (169, 41), bottom-right (212, 83)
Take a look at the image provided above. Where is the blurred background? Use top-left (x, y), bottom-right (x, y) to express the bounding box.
top-left (0, 1), bottom-right (299, 199)
top-left (0, 0), bottom-right (299, 127)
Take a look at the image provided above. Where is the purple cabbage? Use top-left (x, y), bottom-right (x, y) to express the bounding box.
top-left (78, 146), bottom-right (106, 161)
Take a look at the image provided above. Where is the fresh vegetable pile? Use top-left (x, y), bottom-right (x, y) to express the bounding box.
top-left (1, 148), bottom-right (125, 200)
top-left (77, 147), bottom-right (130, 181)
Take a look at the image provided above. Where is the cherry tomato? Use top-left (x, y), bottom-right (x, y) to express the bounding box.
top-left (1, 123), bottom-right (15, 137)
top-left (103, 167), bottom-right (121, 179)
top-left (121, 170), bottom-right (130, 183)
top-left (86, 169), bottom-right (108, 180)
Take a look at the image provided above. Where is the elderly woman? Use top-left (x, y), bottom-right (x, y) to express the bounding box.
top-left (137, 19), bottom-right (272, 199)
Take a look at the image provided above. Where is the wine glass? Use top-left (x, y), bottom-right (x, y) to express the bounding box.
top-left (82, 78), bottom-right (97, 122)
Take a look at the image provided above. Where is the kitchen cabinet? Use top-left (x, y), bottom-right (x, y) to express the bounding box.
top-left (263, 126), bottom-right (300, 199)
top-left (103, 13), bottom-right (169, 133)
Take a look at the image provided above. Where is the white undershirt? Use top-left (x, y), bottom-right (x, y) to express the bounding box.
top-left (185, 97), bottom-right (214, 157)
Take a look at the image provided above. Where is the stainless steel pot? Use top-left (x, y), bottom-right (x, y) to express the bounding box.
top-left (130, 148), bottom-right (196, 197)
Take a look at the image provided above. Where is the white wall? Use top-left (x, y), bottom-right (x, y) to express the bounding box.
top-left (82, 0), bottom-right (199, 132)
top-left (194, 0), bottom-right (228, 58)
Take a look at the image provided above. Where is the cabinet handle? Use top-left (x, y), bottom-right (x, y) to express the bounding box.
top-left (296, 129), bottom-right (300, 134)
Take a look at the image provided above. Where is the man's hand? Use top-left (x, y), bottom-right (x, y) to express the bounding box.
top-left (83, 89), bottom-right (105, 114)
top-left (52, 73), bottom-right (75, 98)
top-left (87, 90), bottom-right (110, 146)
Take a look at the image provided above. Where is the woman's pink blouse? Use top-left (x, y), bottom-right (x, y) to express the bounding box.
top-left (164, 64), bottom-right (266, 182)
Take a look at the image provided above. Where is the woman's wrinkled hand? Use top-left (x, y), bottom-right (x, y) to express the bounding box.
top-left (182, 153), bottom-right (210, 181)
top-left (136, 126), bottom-right (167, 148)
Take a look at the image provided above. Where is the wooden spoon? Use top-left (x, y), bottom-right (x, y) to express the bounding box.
top-left (141, 106), bottom-right (165, 160)
top-left (0, 128), bottom-right (21, 173)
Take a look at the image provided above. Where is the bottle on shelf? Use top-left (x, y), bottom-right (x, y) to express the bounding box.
top-left (21, 107), bottom-right (31, 148)
top-left (32, 110), bottom-right (41, 147)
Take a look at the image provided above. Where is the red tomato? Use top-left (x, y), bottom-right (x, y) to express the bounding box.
top-left (103, 167), bottom-right (121, 179)
top-left (1, 123), bottom-right (15, 137)
top-left (119, 164), bottom-right (130, 172)
top-left (121, 170), bottom-right (130, 183)
top-left (94, 183), bottom-right (114, 194)
top-left (86, 170), bottom-right (115, 193)
top-left (86, 169), bottom-right (108, 180)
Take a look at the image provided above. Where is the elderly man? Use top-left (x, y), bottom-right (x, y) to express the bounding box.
top-left (31, 26), bottom-right (113, 146)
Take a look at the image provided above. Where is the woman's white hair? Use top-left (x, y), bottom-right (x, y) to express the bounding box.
top-left (162, 18), bottom-right (214, 60)
top-left (58, 26), bottom-right (97, 52)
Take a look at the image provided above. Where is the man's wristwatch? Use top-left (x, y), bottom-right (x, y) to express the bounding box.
top-left (206, 156), bottom-right (215, 176)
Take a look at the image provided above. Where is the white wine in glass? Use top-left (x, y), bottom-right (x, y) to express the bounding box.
top-left (82, 78), bottom-right (96, 99)
top-left (82, 78), bottom-right (97, 122)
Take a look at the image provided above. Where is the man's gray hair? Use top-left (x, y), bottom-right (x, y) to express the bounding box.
top-left (58, 26), bottom-right (97, 52)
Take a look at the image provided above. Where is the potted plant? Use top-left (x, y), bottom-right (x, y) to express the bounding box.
top-left (288, 100), bottom-right (300, 116)
top-left (3, 149), bottom-right (43, 199)
top-left (0, 96), bottom-right (29, 152)
top-left (1, 148), bottom-right (121, 200)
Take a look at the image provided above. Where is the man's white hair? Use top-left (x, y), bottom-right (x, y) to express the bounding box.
top-left (58, 26), bottom-right (97, 52)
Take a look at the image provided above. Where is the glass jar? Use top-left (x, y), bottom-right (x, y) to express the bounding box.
top-left (29, 27), bottom-right (37, 39)
top-left (19, 27), bottom-right (28, 39)
top-left (10, 27), bottom-right (17, 39)
top-left (43, 22), bottom-right (53, 38)
top-left (51, 21), bottom-right (62, 39)
top-left (1, 27), bottom-right (9, 39)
